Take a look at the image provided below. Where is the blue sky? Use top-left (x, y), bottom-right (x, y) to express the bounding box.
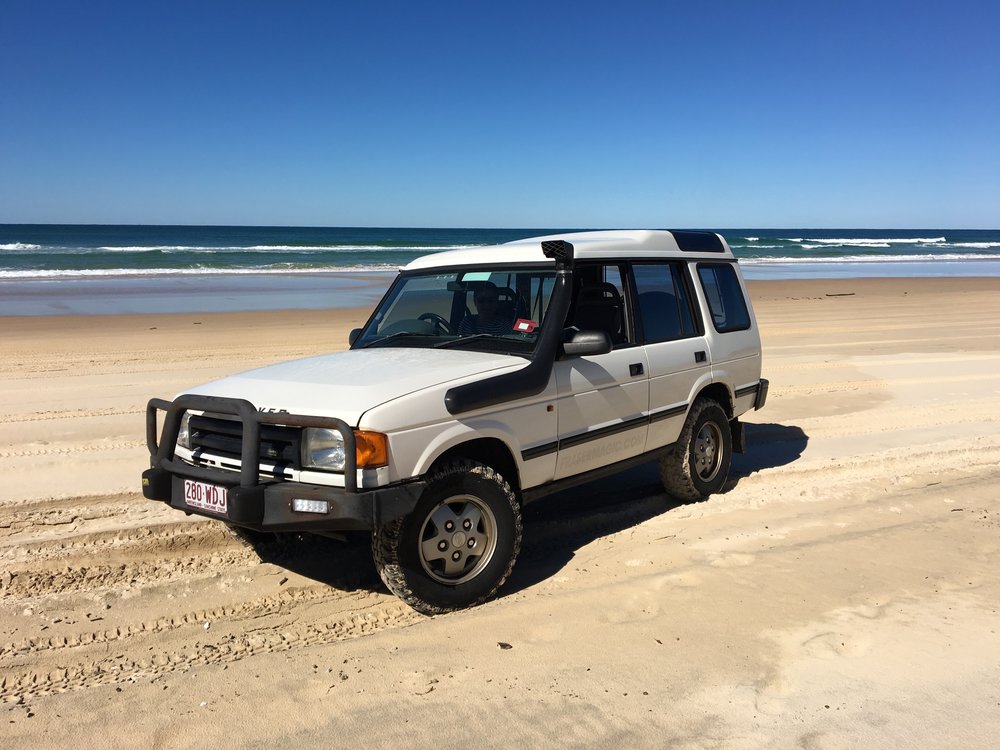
top-left (1, 0), bottom-right (998, 228)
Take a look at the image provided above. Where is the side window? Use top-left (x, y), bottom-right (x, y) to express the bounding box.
top-left (697, 263), bottom-right (751, 333)
top-left (632, 263), bottom-right (699, 343)
top-left (567, 263), bottom-right (631, 346)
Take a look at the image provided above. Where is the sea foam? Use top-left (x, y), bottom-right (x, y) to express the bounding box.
top-left (798, 237), bottom-right (947, 245)
top-left (740, 253), bottom-right (1000, 264)
top-left (0, 265), bottom-right (401, 280)
top-left (95, 244), bottom-right (477, 253)
top-left (0, 243), bottom-right (42, 251)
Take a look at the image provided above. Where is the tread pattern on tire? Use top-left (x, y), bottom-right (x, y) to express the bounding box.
top-left (659, 397), bottom-right (730, 502)
top-left (372, 459), bottom-right (522, 616)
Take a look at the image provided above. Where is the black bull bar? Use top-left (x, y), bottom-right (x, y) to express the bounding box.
top-left (142, 394), bottom-right (423, 531)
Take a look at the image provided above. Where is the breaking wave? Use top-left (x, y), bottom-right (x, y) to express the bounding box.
top-left (95, 244), bottom-right (476, 253)
top-left (0, 243), bottom-right (42, 251)
top-left (784, 237), bottom-right (947, 246)
top-left (0, 266), bottom-right (400, 280)
top-left (741, 253), bottom-right (1000, 264)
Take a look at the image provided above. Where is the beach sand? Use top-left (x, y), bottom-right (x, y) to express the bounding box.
top-left (2, 277), bottom-right (999, 748)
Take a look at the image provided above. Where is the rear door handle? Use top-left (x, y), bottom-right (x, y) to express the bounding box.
top-left (695, 351), bottom-right (707, 363)
top-left (629, 363), bottom-right (644, 376)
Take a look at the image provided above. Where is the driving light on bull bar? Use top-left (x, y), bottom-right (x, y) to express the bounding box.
top-left (291, 498), bottom-right (330, 514)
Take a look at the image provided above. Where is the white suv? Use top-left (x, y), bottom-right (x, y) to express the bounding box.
top-left (143, 230), bottom-right (768, 613)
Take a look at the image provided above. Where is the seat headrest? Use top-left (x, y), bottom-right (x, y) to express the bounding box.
top-left (574, 282), bottom-right (623, 340)
top-left (578, 282), bottom-right (622, 305)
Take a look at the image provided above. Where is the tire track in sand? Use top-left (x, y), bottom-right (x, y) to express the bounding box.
top-left (0, 440), bottom-right (145, 460)
top-left (0, 407), bottom-right (143, 425)
top-left (0, 494), bottom-right (422, 704)
top-left (0, 599), bottom-right (420, 702)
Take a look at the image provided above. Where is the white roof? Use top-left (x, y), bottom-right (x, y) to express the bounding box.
top-left (402, 230), bottom-right (733, 271)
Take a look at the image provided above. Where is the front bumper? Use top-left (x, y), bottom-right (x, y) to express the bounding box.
top-left (143, 394), bottom-right (423, 531)
top-left (142, 467), bottom-right (424, 531)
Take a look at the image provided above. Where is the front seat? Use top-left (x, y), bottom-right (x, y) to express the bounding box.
top-left (572, 282), bottom-right (625, 343)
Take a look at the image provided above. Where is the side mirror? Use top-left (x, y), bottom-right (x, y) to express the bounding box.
top-left (562, 330), bottom-right (612, 357)
top-left (348, 328), bottom-right (362, 346)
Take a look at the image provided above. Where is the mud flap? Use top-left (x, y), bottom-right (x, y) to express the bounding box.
top-left (730, 418), bottom-right (745, 454)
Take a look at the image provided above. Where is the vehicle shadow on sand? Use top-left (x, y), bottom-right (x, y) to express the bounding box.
top-left (506, 421), bottom-right (808, 596)
top-left (245, 531), bottom-right (383, 593)
top-left (252, 421), bottom-right (809, 602)
top-left (729, 422), bottom-right (809, 483)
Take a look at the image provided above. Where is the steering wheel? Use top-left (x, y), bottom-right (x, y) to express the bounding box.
top-left (418, 312), bottom-right (452, 335)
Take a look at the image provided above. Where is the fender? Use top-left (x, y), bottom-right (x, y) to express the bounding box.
top-left (410, 420), bottom-right (524, 479)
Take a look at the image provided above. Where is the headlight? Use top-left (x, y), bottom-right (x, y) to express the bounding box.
top-left (302, 428), bottom-right (347, 471)
top-left (301, 428), bottom-right (389, 471)
top-left (178, 412), bottom-right (192, 450)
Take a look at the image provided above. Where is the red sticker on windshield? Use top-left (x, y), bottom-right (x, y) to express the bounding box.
top-left (513, 318), bottom-right (537, 333)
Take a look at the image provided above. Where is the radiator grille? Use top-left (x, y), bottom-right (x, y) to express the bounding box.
top-left (188, 414), bottom-right (302, 469)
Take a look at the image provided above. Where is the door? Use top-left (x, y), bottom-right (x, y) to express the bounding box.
top-left (632, 262), bottom-right (712, 451)
top-left (553, 264), bottom-right (649, 480)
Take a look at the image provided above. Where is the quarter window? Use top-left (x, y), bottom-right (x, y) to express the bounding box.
top-left (697, 264), bottom-right (751, 333)
top-left (632, 263), bottom-right (698, 342)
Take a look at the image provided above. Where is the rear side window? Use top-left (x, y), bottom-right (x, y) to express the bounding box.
top-left (632, 263), bottom-right (698, 342)
top-left (697, 264), bottom-right (751, 333)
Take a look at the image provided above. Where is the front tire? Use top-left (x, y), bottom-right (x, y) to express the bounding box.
top-left (372, 459), bottom-right (522, 615)
top-left (659, 398), bottom-right (732, 502)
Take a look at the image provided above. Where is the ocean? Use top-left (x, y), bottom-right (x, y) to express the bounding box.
top-left (2, 225), bottom-right (999, 315)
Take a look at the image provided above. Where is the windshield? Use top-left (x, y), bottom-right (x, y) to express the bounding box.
top-left (354, 267), bottom-right (558, 355)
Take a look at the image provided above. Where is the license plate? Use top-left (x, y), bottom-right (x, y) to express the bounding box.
top-left (183, 479), bottom-right (228, 515)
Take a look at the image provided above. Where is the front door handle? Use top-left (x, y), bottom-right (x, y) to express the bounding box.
top-left (629, 363), bottom-right (644, 376)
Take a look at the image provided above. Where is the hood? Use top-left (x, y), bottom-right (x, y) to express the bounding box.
top-left (184, 347), bottom-right (527, 425)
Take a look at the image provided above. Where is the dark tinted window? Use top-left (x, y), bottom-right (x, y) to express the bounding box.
top-left (697, 264), bottom-right (751, 333)
top-left (567, 264), bottom-right (632, 346)
top-left (632, 263), bottom-right (698, 342)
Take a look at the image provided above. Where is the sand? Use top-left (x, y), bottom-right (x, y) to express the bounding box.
top-left (2, 277), bottom-right (999, 748)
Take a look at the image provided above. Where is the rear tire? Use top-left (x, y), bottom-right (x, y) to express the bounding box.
top-left (660, 398), bottom-right (732, 502)
top-left (372, 459), bottom-right (522, 615)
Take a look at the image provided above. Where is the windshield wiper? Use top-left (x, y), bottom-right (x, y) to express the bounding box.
top-left (362, 331), bottom-right (436, 348)
top-left (434, 334), bottom-right (511, 349)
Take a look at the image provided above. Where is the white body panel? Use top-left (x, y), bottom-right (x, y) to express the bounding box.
top-left (689, 261), bottom-right (763, 421)
top-left (645, 337), bottom-right (713, 451)
top-left (553, 349), bottom-right (649, 479)
top-left (404, 230), bottom-right (694, 271)
top-left (374, 381), bottom-right (558, 488)
top-left (184, 348), bottom-right (525, 426)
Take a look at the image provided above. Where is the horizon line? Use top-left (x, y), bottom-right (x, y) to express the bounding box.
top-left (2, 223), bottom-right (998, 232)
